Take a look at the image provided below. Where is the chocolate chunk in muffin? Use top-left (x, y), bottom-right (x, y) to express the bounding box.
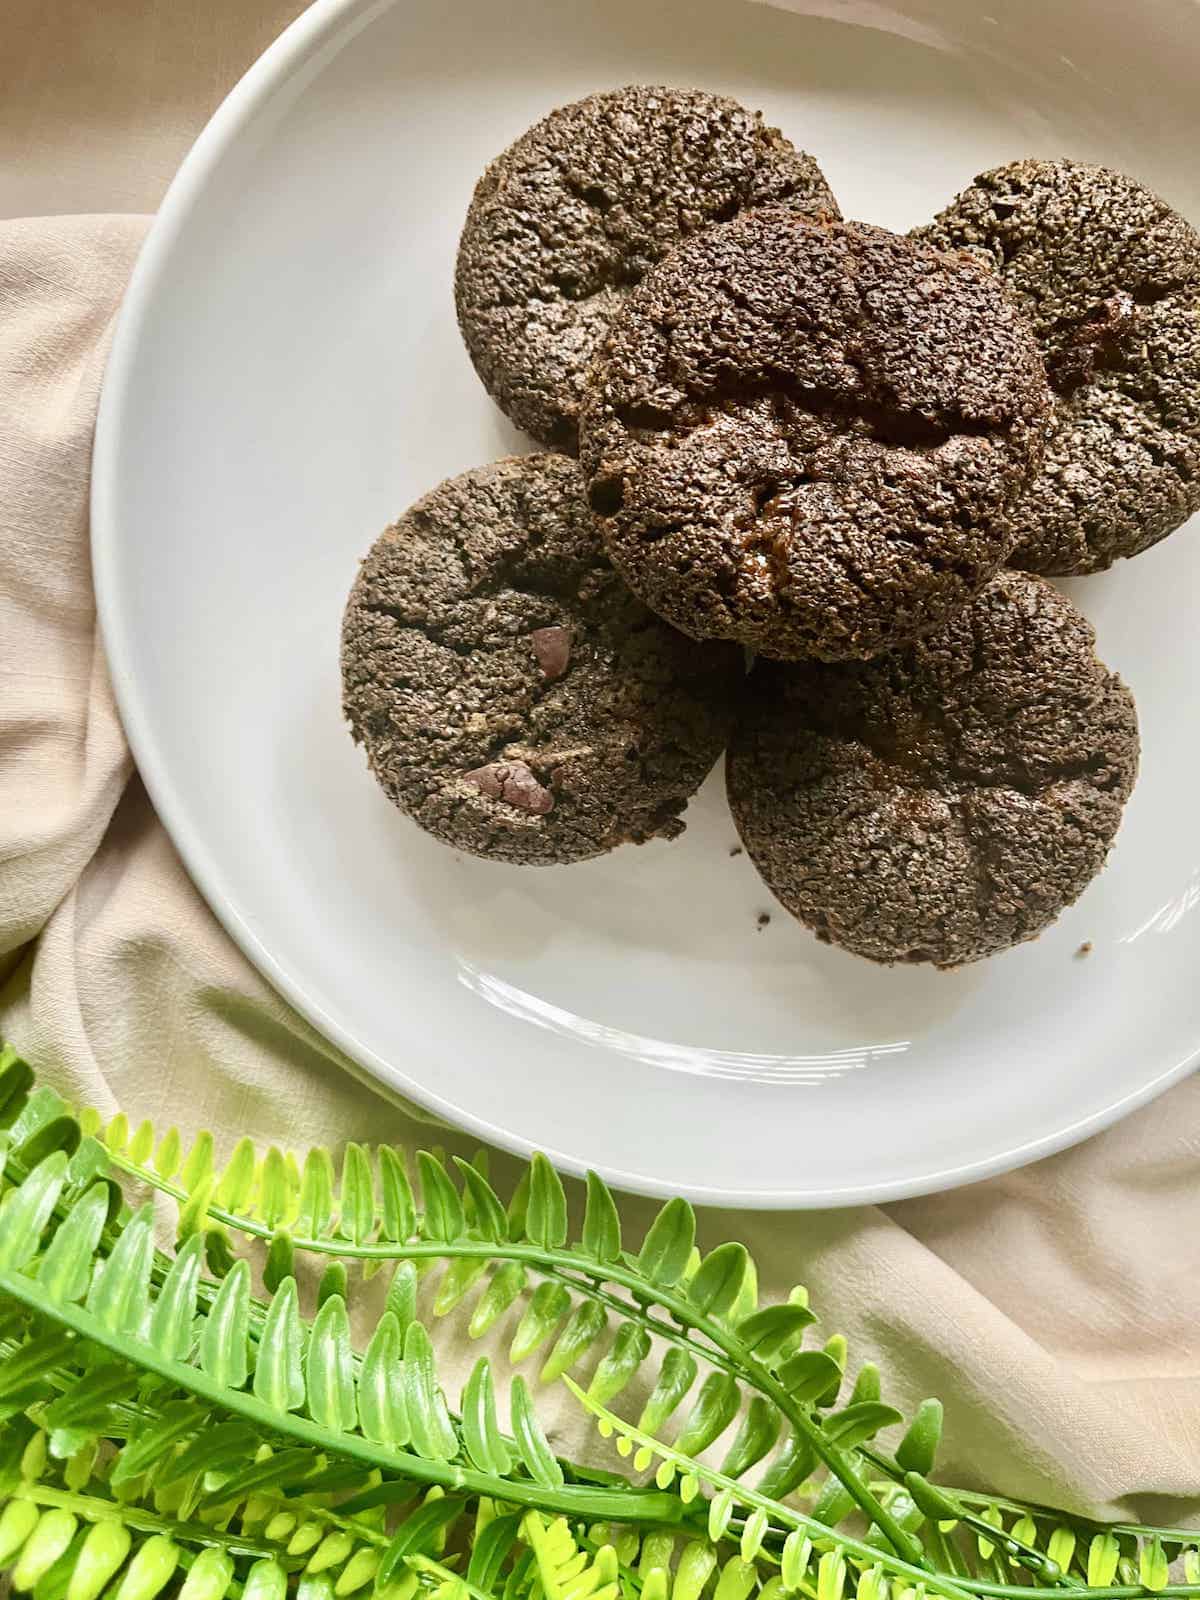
top-left (455, 86), bottom-right (839, 453)
top-left (726, 570), bottom-right (1139, 966)
top-left (915, 159), bottom-right (1200, 574)
top-left (341, 453), bottom-right (743, 864)
top-left (580, 210), bottom-right (1051, 661)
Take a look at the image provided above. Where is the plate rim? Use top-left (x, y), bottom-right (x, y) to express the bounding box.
top-left (90, 0), bottom-right (1199, 1209)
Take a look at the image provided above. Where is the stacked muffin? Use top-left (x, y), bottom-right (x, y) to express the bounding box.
top-left (342, 88), bottom-right (1200, 966)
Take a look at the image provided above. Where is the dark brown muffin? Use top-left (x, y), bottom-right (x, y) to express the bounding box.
top-left (579, 210), bottom-right (1051, 662)
top-left (915, 159), bottom-right (1200, 574)
top-left (726, 571), bottom-right (1138, 966)
top-left (341, 454), bottom-right (742, 864)
top-left (455, 86), bottom-right (839, 453)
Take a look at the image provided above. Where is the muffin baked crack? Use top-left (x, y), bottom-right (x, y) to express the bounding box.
top-left (726, 570), bottom-right (1139, 966)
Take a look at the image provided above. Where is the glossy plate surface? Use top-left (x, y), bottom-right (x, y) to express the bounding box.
top-left (93, 0), bottom-right (1200, 1205)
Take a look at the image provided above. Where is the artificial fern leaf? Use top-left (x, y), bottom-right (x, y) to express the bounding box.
top-left (741, 1508), bottom-right (769, 1561)
top-left (812, 1476), bottom-right (856, 1528)
top-left (128, 1120), bottom-right (155, 1166)
top-left (317, 1262), bottom-right (347, 1309)
top-left (66, 1517), bottom-right (132, 1600)
top-left (297, 1148), bottom-right (335, 1238)
top-left (0, 1330), bottom-right (74, 1403)
top-left (719, 1396), bottom-right (781, 1479)
top-left (587, 1324), bottom-right (651, 1405)
top-left (822, 1402), bottom-right (903, 1449)
top-left (200, 1257), bottom-right (251, 1389)
top-left (468, 1264), bottom-right (526, 1341)
top-left (11, 1085), bottom-right (70, 1150)
top-left (675, 1372), bottom-right (740, 1455)
top-left (253, 1275), bottom-right (305, 1412)
top-left (525, 1157), bottom-right (567, 1251)
top-left (821, 1335), bottom-right (847, 1390)
top-left (849, 1364), bottom-right (882, 1406)
top-left (158, 1420), bottom-right (260, 1487)
top-left (338, 1144), bottom-right (375, 1246)
top-left (467, 1513), bottom-right (521, 1591)
top-left (200, 1446), bottom-right (318, 1508)
top-left (178, 1129), bottom-right (215, 1195)
top-left (176, 1175), bottom-right (214, 1244)
top-left (540, 1301), bottom-right (607, 1385)
top-left (258, 1148), bottom-right (291, 1231)
top-left (895, 1399), bottom-right (942, 1476)
top-left (376, 1500), bottom-right (468, 1589)
top-left (2, 1504), bottom-right (55, 1575)
top-left (378, 1148), bottom-right (415, 1244)
top-left (401, 1322), bottom-right (456, 1461)
top-left (776, 1349), bottom-right (842, 1404)
top-left (216, 1137), bottom-right (256, 1212)
top-left (510, 1378), bottom-right (563, 1489)
top-left (263, 1231), bottom-right (295, 1294)
top-left (817, 1550), bottom-right (847, 1600)
top-left (855, 1564), bottom-right (886, 1600)
top-left (505, 1167), bottom-right (531, 1243)
top-left (357, 1311), bottom-right (408, 1447)
top-left (687, 1244), bottom-right (749, 1319)
top-left (781, 1531), bottom-right (814, 1591)
top-left (9, 1506), bottom-right (77, 1590)
top-left (64, 1137), bottom-right (113, 1199)
top-left (904, 1471), bottom-right (961, 1524)
top-left (461, 1358), bottom-right (511, 1476)
top-left (433, 1259), bottom-right (490, 1318)
top-left (417, 1154), bottom-right (464, 1245)
top-left (42, 1362), bottom-right (135, 1456)
top-left (176, 1548), bottom-right (234, 1600)
top-left (638, 1348), bottom-right (698, 1434)
top-left (452, 1160), bottom-right (507, 1245)
top-left (205, 1222), bottom-right (237, 1279)
top-left (117, 1534), bottom-right (180, 1600)
top-left (581, 1173), bottom-right (621, 1264)
top-left (1047, 1528), bottom-right (1077, 1574)
top-left (510, 1283), bottom-right (570, 1365)
top-left (1139, 1542), bottom-right (1171, 1593)
top-left (636, 1199), bottom-right (695, 1290)
top-left (735, 1304), bottom-right (816, 1361)
top-left (85, 1204), bottom-right (153, 1335)
top-left (110, 1400), bottom-right (202, 1486)
top-left (306, 1294), bottom-right (357, 1432)
top-left (0, 1151), bottom-right (69, 1271)
top-left (755, 1431), bottom-right (817, 1500)
top-left (241, 1559), bottom-right (286, 1600)
top-left (385, 1262), bottom-right (418, 1334)
top-left (522, 1513), bottom-right (618, 1600)
top-left (149, 1233), bottom-right (205, 1360)
top-left (154, 1127), bottom-right (182, 1179)
top-left (36, 1185), bottom-right (108, 1305)
top-left (15, 1113), bottom-right (79, 1168)
top-left (0, 1047), bottom-right (34, 1121)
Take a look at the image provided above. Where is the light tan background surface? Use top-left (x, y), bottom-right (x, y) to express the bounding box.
top-left (1, 0), bottom-right (1199, 1526)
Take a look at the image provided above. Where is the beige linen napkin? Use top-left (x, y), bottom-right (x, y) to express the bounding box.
top-left (0, 212), bottom-right (1198, 1521)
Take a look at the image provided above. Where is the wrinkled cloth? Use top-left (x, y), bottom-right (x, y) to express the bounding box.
top-left (1, 4), bottom-right (1198, 1523)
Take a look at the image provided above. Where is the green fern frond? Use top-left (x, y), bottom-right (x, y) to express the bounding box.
top-left (0, 1043), bottom-right (1197, 1600)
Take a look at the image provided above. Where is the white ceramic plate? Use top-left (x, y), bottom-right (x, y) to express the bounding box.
top-left (93, 0), bottom-right (1200, 1208)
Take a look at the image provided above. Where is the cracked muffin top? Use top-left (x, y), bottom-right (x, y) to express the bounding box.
top-left (726, 570), bottom-right (1139, 966)
top-left (915, 159), bottom-right (1200, 574)
top-left (454, 86), bottom-right (839, 453)
top-left (579, 210), bottom-right (1052, 661)
top-left (340, 453), bottom-right (743, 865)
